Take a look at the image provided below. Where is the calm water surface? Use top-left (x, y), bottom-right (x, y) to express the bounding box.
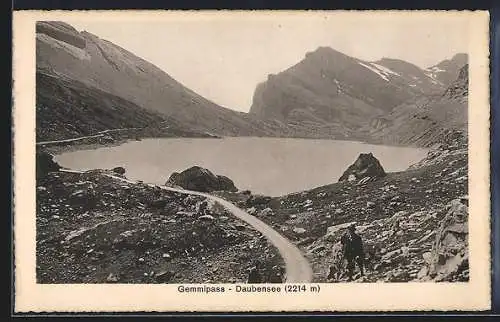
top-left (54, 137), bottom-right (429, 197)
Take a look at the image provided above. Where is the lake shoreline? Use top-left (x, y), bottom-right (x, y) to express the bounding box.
top-left (40, 134), bottom-right (431, 155)
top-left (51, 137), bottom-right (430, 197)
top-left (36, 132), bottom-right (468, 283)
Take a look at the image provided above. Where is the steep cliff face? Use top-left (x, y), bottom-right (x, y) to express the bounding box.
top-left (365, 64), bottom-right (468, 147)
top-left (249, 46), bottom-right (464, 139)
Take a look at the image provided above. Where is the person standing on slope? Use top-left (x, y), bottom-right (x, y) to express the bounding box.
top-left (340, 224), bottom-right (365, 281)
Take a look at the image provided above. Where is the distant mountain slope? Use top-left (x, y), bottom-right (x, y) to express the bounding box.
top-left (249, 46), bottom-right (467, 143)
top-left (424, 53), bottom-right (468, 87)
top-left (35, 21), bottom-right (290, 138)
top-left (249, 47), bottom-right (464, 136)
top-left (36, 22), bottom-right (468, 145)
top-left (364, 64), bottom-right (468, 147)
top-left (36, 71), bottom-right (214, 142)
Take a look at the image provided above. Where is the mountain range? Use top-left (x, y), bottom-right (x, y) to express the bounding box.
top-left (249, 47), bottom-right (467, 144)
top-left (36, 21), bottom-right (468, 147)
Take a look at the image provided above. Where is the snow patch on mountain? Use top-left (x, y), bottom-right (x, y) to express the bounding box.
top-left (428, 66), bottom-right (446, 73)
top-left (370, 63), bottom-right (401, 77)
top-left (358, 61), bottom-right (402, 82)
top-left (358, 62), bottom-right (390, 81)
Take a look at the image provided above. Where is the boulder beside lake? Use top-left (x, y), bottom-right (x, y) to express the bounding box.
top-left (36, 150), bottom-right (61, 179)
top-left (112, 167), bottom-right (126, 175)
top-left (165, 166), bottom-right (238, 193)
top-left (338, 153), bottom-right (386, 183)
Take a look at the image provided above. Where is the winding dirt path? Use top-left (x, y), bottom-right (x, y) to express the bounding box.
top-left (37, 127), bottom-right (141, 146)
top-left (160, 186), bottom-right (313, 283)
top-left (60, 169), bottom-right (313, 282)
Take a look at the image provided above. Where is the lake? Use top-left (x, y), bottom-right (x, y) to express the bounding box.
top-left (54, 137), bottom-right (429, 197)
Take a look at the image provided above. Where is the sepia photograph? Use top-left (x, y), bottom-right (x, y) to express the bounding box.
top-left (13, 10), bottom-right (491, 312)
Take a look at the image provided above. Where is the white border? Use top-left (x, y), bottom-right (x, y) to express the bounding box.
top-left (13, 10), bottom-right (491, 312)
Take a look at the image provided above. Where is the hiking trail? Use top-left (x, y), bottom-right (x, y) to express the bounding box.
top-left (61, 169), bottom-right (313, 283)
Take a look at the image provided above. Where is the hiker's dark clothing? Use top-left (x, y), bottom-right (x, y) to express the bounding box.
top-left (341, 231), bottom-right (365, 279)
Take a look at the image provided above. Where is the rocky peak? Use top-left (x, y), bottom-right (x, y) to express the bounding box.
top-left (450, 53), bottom-right (468, 67)
top-left (443, 64), bottom-right (468, 99)
top-left (425, 53), bottom-right (468, 87)
top-left (305, 46), bottom-right (352, 59)
top-left (300, 46), bottom-right (359, 70)
top-left (338, 153), bottom-right (386, 182)
top-left (36, 21), bottom-right (86, 49)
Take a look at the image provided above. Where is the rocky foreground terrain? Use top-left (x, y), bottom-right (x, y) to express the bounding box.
top-left (216, 132), bottom-right (468, 283)
top-left (36, 153), bottom-right (284, 283)
top-left (37, 127), bottom-right (469, 284)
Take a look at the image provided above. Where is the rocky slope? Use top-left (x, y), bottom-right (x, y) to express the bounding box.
top-left (36, 21), bottom-right (299, 141)
top-left (216, 134), bottom-right (468, 283)
top-left (249, 46), bottom-right (466, 141)
top-left (424, 53), bottom-right (468, 87)
top-left (36, 71), bottom-right (215, 142)
top-left (365, 64), bottom-right (468, 147)
top-left (37, 21), bottom-right (469, 144)
top-left (36, 164), bottom-right (285, 283)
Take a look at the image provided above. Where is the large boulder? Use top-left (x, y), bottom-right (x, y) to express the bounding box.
top-left (423, 199), bottom-right (469, 281)
top-left (216, 175), bottom-right (238, 192)
top-left (338, 153), bottom-right (386, 182)
top-left (165, 166), bottom-right (237, 192)
top-left (112, 167), bottom-right (126, 176)
top-left (36, 150), bottom-right (61, 179)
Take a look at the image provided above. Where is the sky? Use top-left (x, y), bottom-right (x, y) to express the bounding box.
top-left (64, 12), bottom-right (470, 112)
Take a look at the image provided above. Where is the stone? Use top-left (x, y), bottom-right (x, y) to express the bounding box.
top-left (325, 221), bottom-right (356, 237)
top-left (198, 214), bottom-right (215, 221)
top-left (260, 208), bottom-right (274, 216)
top-left (216, 175), bottom-right (238, 192)
top-left (293, 227), bottom-right (306, 234)
top-left (339, 153), bottom-right (386, 182)
top-left (422, 252), bottom-right (433, 263)
top-left (106, 273), bottom-right (119, 282)
top-left (155, 270), bottom-right (175, 282)
top-left (234, 224), bottom-right (246, 231)
top-left (428, 199), bottom-right (469, 280)
top-left (36, 150), bottom-right (61, 179)
top-left (358, 177), bottom-right (372, 185)
top-left (112, 167), bottom-right (126, 175)
top-left (165, 166), bottom-right (237, 192)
